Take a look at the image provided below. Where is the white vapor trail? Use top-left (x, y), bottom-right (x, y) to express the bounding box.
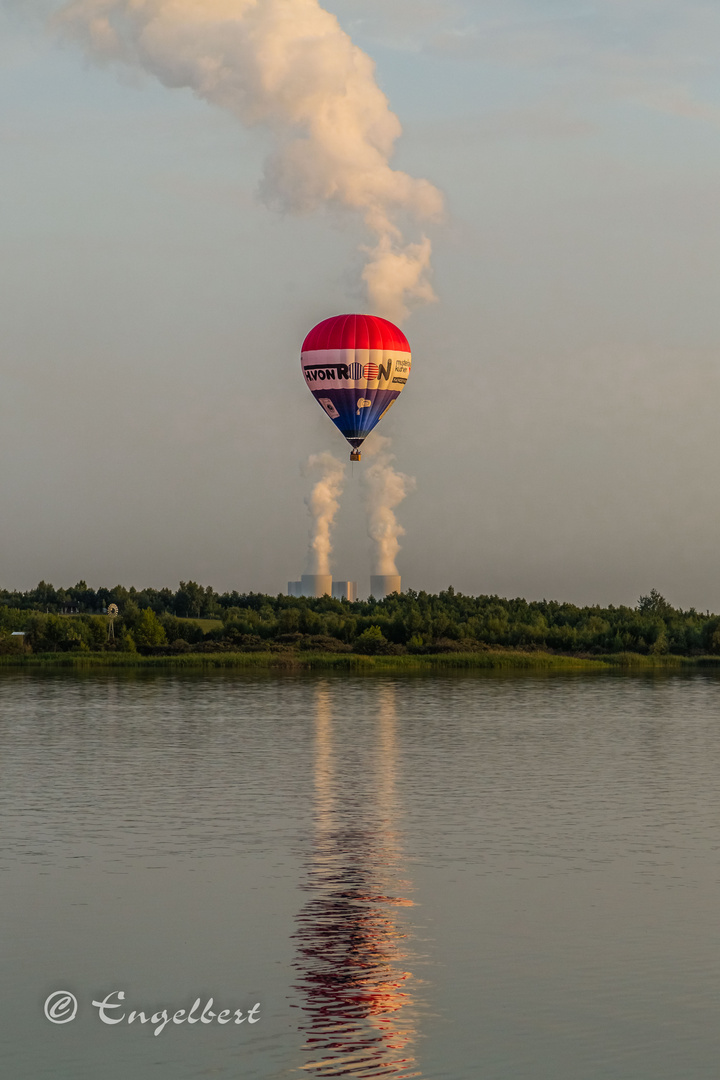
top-left (54, 0), bottom-right (444, 322)
top-left (304, 451), bottom-right (345, 576)
top-left (363, 436), bottom-right (415, 576)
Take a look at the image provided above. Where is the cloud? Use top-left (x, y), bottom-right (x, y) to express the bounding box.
top-left (362, 435), bottom-right (415, 577)
top-left (473, 102), bottom-right (596, 141)
top-left (0, 0), bottom-right (55, 65)
top-left (51, 0), bottom-right (444, 323)
top-left (614, 80), bottom-right (720, 127)
top-left (325, 0), bottom-right (459, 50)
top-left (303, 451), bottom-right (346, 577)
top-left (335, 0), bottom-right (720, 130)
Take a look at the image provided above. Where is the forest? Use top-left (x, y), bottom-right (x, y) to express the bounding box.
top-left (0, 581), bottom-right (719, 657)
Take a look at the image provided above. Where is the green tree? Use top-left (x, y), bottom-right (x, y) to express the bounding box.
top-left (160, 614), bottom-right (204, 645)
top-left (117, 626), bottom-right (137, 652)
top-left (174, 581), bottom-right (205, 618)
top-left (279, 607), bottom-right (301, 634)
top-left (120, 599), bottom-right (142, 630)
top-left (637, 589), bottom-right (673, 618)
top-left (35, 581), bottom-right (57, 610)
top-left (134, 609), bottom-right (167, 648)
top-left (355, 625), bottom-right (388, 655)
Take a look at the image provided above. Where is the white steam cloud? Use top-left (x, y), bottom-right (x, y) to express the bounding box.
top-left (54, 0), bottom-right (444, 323)
top-left (304, 451), bottom-right (345, 576)
top-left (363, 436), bottom-right (415, 576)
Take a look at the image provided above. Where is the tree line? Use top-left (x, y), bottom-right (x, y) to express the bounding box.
top-left (1, 583), bottom-right (719, 656)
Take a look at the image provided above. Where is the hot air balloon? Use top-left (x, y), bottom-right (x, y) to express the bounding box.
top-left (301, 314), bottom-right (411, 462)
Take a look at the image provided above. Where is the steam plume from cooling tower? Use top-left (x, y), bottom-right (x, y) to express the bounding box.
top-left (304, 451), bottom-right (345, 576)
top-left (55, 0), bottom-right (444, 322)
top-left (363, 436), bottom-right (415, 576)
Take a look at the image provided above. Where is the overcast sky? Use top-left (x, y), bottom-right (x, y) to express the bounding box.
top-left (3, 0), bottom-right (720, 608)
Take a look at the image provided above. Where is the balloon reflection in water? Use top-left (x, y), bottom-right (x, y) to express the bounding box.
top-left (292, 684), bottom-right (422, 1078)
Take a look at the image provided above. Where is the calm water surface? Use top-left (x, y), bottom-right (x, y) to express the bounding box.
top-left (2, 671), bottom-right (720, 1079)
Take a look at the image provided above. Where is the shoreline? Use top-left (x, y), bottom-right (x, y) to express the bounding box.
top-left (1, 650), bottom-right (720, 671)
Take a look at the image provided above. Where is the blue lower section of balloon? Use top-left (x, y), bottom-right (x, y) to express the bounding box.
top-left (311, 389), bottom-right (400, 447)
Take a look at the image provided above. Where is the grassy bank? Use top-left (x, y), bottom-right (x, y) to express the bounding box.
top-left (1, 650), bottom-right (719, 671)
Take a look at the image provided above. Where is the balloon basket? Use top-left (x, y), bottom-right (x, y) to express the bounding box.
top-left (350, 449), bottom-right (362, 462)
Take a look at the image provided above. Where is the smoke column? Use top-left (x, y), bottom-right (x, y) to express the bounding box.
top-left (54, 0), bottom-right (444, 322)
top-left (363, 437), bottom-right (415, 576)
top-left (304, 451), bottom-right (345, 576)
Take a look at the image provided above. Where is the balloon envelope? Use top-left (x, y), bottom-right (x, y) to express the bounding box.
top-left (301, 314), bottom-right (411, 454)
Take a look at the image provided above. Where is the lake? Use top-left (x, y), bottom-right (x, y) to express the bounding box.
top-left (2, 671), bottom-right (720, 1079)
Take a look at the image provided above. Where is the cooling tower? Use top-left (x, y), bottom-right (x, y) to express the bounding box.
top-left (301, 574), bottom-right (332, 598)
top-left (332, 581), bottom-right (358, 602)
top-left (288, 582), bottom-right (303, 597)
top-left (370, 575), bottom-right (401, 600)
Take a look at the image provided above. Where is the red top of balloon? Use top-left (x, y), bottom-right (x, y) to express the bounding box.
top-left (302, 314), bottom-right (410, 353)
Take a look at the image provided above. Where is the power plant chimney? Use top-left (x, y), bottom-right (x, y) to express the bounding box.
top-left (370, 574), bottom-right (401, 600)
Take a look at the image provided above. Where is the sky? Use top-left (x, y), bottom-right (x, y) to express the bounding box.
top-left (2, 0), bottom-right (720, 607)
